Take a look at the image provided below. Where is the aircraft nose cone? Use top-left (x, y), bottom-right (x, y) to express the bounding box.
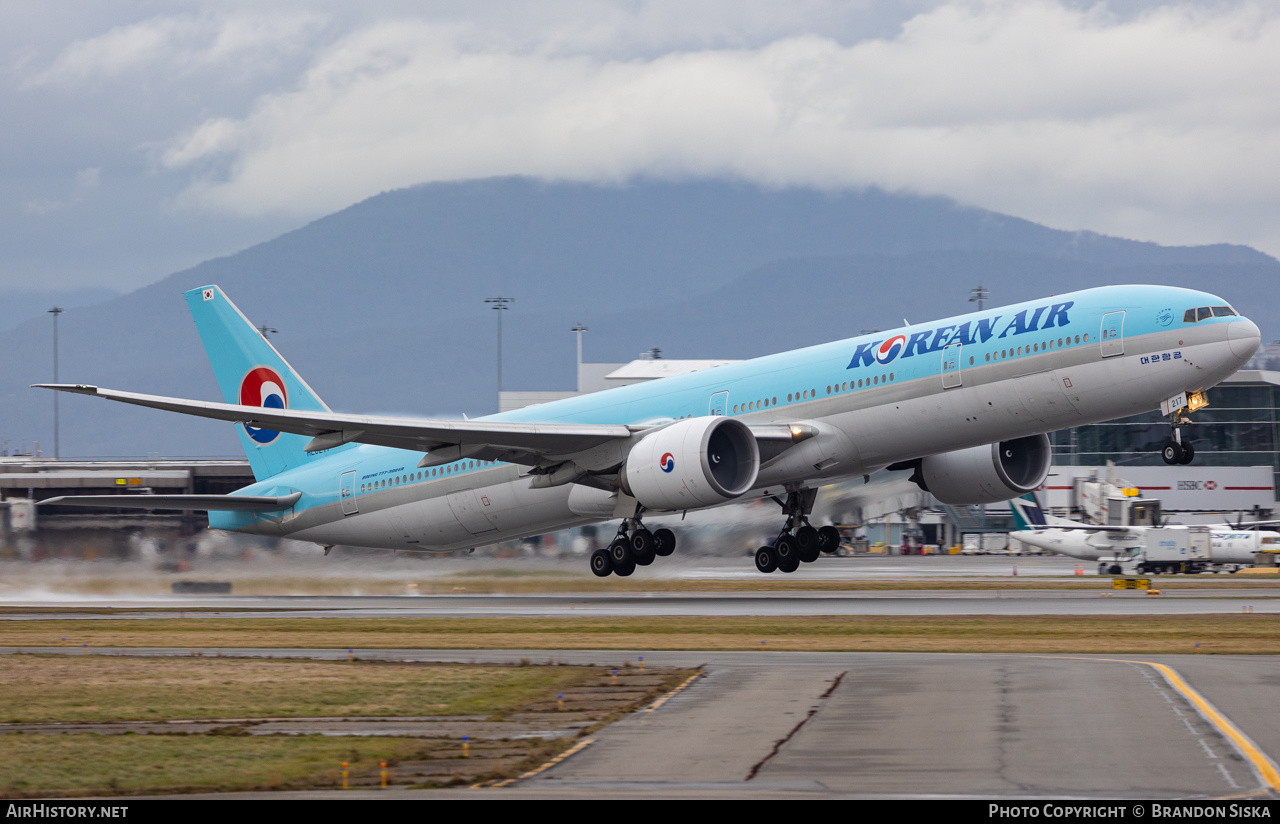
top-left (1228, 318), bottom-right (1261, 360)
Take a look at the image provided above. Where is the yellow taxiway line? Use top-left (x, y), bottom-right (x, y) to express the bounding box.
top-left (1054, 655), bottom-right (1280, 794)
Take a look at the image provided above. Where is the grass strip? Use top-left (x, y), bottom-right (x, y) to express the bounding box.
top-left (4, 614), bottom-right (1279, 654)
top-left (0, 735), bottom-right (431, 798)
top-left (0, 656), bottom-right (597, 724)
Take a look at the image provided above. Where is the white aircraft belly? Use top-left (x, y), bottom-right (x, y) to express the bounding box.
top-left (289, 475), bottom-right (590, 552)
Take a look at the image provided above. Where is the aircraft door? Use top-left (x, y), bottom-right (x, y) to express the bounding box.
top-left (941, 343), bottom-right (962, 388)
top-left (709, 391), bottom-right (728, 416)
top-left (339, 470), bottom-right (358, 515)
top-left (447, 489), bottom-right (498, 536)
top-left (1100, 311), bottom-right (1125, 358)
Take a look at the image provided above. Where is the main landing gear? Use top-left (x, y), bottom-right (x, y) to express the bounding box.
top-left (589, 508), bottom-right (676, 577)
top-left (1161, 407), bottom-right (1195, 465)
top-left (754, 487), bottom-right (842, 574)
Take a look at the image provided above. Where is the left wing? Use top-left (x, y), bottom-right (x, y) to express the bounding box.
top-left (34, 384), bottom-right (640, 467)
top-left (34, 384), bottom-right (817, 473)
top-left (38, 492), bottom-right (302, 511)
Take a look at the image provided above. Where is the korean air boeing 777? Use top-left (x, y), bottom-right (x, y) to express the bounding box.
top-left (36, 284), bottom-right (1260, 576)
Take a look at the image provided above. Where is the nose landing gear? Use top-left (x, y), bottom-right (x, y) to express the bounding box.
top-left (1161, 407), bottom-right (1196, 465)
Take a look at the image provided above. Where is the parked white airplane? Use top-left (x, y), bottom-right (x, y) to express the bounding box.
top-left (37, 284), bottom-right (1259, 577)
top-left (1009, 495), bottom-right (1280, 573)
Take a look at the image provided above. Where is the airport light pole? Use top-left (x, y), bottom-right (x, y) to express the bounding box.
top-left (571, 323), bottom-right (588, 373)
top-left (484, 296), bottom-right (514, 403)
top-left (48, 306), bottom-right (64, 460)
top-left (969, 284), bottom-right (989, 312)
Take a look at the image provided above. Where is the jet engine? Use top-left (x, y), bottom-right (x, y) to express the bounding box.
top-left (913, 434), bottom-right (1052, 506)
top-left (622, 416), bottom-right (760, 511)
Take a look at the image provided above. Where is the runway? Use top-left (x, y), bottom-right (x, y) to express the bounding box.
top-left (3, 588), bottom-right (1278, 618)
top-left (5, 554), bottom-right (1278, 798)
top-left (7, 646), bottom-right (1276, 799)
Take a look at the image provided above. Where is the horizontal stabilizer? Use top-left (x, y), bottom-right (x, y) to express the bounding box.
top-left (38, 492), bottom-right (302, 511)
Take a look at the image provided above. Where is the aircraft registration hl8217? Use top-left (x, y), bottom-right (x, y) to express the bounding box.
top-left (36, 284), bottom-right (1260, 576)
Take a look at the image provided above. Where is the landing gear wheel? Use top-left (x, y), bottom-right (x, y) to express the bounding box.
top-left (653, 528), bottom-right (676, 557)
top-left (1108, 564), bottom-right (1123, 575)
top-left (818, 525), bottom-right (841, 554)
top-left (755, 546), bottom-right (778, 573)
top-left (630, 529), bottom-right (656, 566)
top-left (589, 548), bottom-right (613, 577)
top-left (1176, 441), bottom-right (1195, 465)
top-left (795, 526), bottom-right (821, 563)
top-left (1161, 439), bottom-right (1184, 465)
top-left (613, 554), bottom-right (636, 576)
top-left (775, 534), bottom-right (801, 573)
top-left (608, 538), bottom-right (633, 568)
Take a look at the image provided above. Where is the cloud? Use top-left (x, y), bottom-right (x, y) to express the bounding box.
top-left (25, 11), bottom-right (328, 87)
top-left (148, 1), bottom-right (1280, 257)
top-left (22, 167), bottom-right (101, 215)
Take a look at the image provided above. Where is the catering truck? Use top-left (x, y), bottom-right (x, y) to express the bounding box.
top-left (1136, 526), bottom-right (1280, 574)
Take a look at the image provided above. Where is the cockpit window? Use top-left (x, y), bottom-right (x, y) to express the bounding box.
top-left (1185, 306), bottom-right (1237, 322)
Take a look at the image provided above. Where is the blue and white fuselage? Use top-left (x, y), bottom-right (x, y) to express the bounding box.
top-left (39, 284), bottom-right (1260, 573)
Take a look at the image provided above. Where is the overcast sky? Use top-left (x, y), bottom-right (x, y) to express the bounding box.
top-left (4, 0), bottom-right (1279, 296)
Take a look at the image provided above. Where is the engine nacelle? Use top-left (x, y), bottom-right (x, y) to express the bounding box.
top-left (622, 417), bottom-right (760, 511)
top-left (917, 434), bottom-right (1052, 506)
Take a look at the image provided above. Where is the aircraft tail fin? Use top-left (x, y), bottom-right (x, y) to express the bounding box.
top-left (185, 285), bottom-right (335, 481)
top-left (1009, 492), bottom-right (1049, 531)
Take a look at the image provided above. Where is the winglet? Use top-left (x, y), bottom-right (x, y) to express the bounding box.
top-left (31, 383), bottom-right (99, 395)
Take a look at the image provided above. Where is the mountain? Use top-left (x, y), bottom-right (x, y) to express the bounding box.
top-left (0, 287), bottom-right (119, 333)
top-left (1, 177), bottom-right (1276, 459)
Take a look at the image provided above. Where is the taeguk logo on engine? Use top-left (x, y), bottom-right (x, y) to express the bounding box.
top-left (659, 453), bottom-right (675, 473)
top-left (239, 366), bottom-right (288, 445)
top-left (875, 334), bottom-right (907, 365)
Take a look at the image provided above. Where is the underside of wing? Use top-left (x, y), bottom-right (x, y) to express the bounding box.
top-left (32, 385), bottom-right (821, 493)
top-left (38, 492), bottom-right (303, 511)
top-left (33, 384), bottom-right (639, 466)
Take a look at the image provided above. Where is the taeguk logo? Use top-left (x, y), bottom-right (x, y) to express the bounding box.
top-left (239, 365), bottom-right (288, 445)
top-left (875, 334), bottom-right (907, 365)
top-left (660, 453), bottom-right (675, 472)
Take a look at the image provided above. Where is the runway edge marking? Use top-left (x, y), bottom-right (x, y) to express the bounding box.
top-left (1049, 655), bottom-right (1280, 794)
top-left (483, 738), bottom-right (596, 788)
top-left (643, 671), bottom-right (702, 713)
